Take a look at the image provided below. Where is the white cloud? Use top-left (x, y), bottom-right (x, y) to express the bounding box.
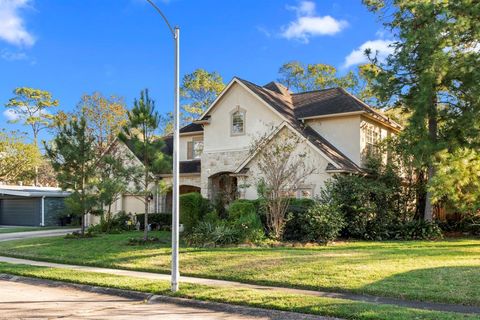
top-left (343, 39), bottom-right (394, 68)
top-left (0, 0), bottom-right (35, 47)
top-left (1, 48), bottom-right (27, 60)
top-left (3, 109), bottom-right (19, 121)
top-left (281, 1), bottom-right (347, 43)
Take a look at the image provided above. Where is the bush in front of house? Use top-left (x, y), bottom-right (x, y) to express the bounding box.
top-left (136, 213), bottom-right (172, 230)
top-left (302, 202), bottom-right (345, 244)
top-left (282, 198), bottom-right (316, 241)
top-left (180, 192), bottom-right (211, 232)
top-left (185, 199), bottom-right (265, 247)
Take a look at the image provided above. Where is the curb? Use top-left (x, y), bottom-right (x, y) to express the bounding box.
top-left (0, 273), bottom-right (338, 320)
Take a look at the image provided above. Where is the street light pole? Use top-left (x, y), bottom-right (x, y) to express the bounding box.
top-left (145, 0), bottom-right (180, 292)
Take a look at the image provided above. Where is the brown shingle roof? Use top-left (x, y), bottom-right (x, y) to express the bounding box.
top-left (235, 78), bottom-right (362, 173)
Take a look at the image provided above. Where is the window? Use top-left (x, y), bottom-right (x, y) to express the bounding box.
top-left (231, 107), bottom-right (245, 135)
top-left (364, 125), bottom-right (380, 156)
top-left (187, 137), bottom-right (203, 160)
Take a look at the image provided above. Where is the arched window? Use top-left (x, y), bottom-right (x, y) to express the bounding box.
top-left (230, 107), bottom-right (245, 135)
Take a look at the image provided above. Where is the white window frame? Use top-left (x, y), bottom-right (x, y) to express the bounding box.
top-left (230, 106), bottom-right (246, 136)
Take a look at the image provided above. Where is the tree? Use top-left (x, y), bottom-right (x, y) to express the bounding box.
top-left (77, 92), bottom-right (127, 156)
top-left (6, 87), bottom-right (59, 184)
top-left (45, 116), bottom-right (97, 236)
top-left (278, 61), bottom-right (358, 93)
top-left (251, 127), bottom-right (315, 239)
top-left (181, 69), bottom-right (225, 124)
top-left (119, 89), bottom-right (171, 240)
top-left (0, 130), bottom-right (42, 184)
top-left (363, 0), bottom-right (480, 220)
top-left (96, 145), bottom-right (133, 232)
top-left (5, 88), bottom-right (59, 145)
top-left (429, 148), bottom-right (480, 214)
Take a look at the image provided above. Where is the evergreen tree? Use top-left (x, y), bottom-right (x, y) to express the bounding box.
top-left (119, 89), bottom-right (171, 240)
top-left (363, 0), bottom-right (480, 220)
top-left (45, 116), bottom-right (97, 235)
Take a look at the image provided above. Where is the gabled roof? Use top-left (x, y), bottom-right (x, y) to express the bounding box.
top-left (197, 77), bottom-right (402, 173)
top-left (234, 78), bottom-right (362, 173)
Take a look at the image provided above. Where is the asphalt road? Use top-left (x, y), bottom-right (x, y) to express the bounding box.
top-left (0, 228), bottom-right (79, 242)
top-left (0, 280), bottom-right (330, 320)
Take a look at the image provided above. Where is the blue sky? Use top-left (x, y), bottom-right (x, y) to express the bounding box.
top-left (0, 0), bottom-right (393, 143)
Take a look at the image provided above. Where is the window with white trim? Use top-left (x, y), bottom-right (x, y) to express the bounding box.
top-left (364, 125), bottom-right (380, 156)
top-left (231, 107), bottom-right (245, 135)
top-left (187, 136), bottom-right (203, 160)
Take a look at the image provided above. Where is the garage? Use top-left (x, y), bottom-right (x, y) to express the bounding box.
top-left (0, 186), bottom-right (70, 227)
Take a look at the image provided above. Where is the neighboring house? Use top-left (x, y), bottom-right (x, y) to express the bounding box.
top-left (157, 77), bottom-right (401, 210)
top-left (0, 185), bottom-right (70, 226)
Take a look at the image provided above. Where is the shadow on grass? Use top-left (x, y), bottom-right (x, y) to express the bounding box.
top-left (361, 266), bottom-right (480, 306)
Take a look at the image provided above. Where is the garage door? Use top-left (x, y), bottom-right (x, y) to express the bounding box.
top-left (0, 199), bottom-right (41, 226)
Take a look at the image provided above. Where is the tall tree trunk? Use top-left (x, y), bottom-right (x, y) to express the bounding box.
top-left (424, 95), bottom-right (438, 221)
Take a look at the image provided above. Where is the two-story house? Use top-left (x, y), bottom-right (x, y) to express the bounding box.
top-left (158, 77), bottom-right (401, 211)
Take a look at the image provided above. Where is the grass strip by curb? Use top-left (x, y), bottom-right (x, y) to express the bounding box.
top-left (0, 262), bottom-right (477, 320)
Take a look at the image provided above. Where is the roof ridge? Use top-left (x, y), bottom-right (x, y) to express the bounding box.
top-left (291, 87), bottom-right (340, 95)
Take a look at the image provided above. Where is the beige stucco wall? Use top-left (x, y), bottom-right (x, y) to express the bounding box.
top-left (306, 115), bottom-right (362, 166)
top-left (201, 82), bottom-right (284, 198)
top-left (240, 127), bottom-right (333, 200)
top-left (180, 134), bottom-right (203, 161)
top-left (161, 174), bottom-right (202, 189)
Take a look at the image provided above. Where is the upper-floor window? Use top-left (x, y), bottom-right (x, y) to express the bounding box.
top-left (187, 136), bottom-right (203, 160)
top-left (231, 106), bottom-right (246, 135)
top-left (364, 125), bottom-right (380, 156)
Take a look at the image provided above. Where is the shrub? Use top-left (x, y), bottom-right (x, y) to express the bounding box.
top-left (185, 221), bottom-right (239, 247)
top-left (303, 202), bottom-right (345, 243)
top-left (283, 198), bottom-right (315, 241)
top-left (136, 212), bottom-right (172, 230)
top-left (228, 200), bottom-right (264, 243)
top-left (180, 192), bottom-right (211, 232)
top-left (228, 200), bottom-right (256, 220)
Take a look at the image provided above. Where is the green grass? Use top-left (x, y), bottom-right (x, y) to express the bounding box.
top-left (0, 231), bottom-right (479, 306)
top-left (0, 226), bottom-right (67, 234)
top-left (0, 262), bottom-right (477, 320)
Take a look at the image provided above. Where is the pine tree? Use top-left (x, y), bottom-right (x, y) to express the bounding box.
top-left (45, 116), bottom-right (97, 235)
top-left (119, 89), bottom-right (171, 241)
top-left (363, 0), bottom-right (480, 220)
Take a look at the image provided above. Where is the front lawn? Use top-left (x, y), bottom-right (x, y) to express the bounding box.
top-left (0, 231), bottom-right (479, 306)
top-left (0, 262), bottom-right (476, 320)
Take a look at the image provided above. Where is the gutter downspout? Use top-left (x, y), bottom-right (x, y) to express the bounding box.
top-left (41, 196), bottom-right (45, 227)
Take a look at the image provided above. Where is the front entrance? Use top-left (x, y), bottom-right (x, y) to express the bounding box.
top-left (209, 172), bottom-right (238, 205)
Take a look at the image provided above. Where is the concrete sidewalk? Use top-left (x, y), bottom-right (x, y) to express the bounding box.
top-left (0, 256), bottom-right (479, 315)
top-left (0, 228), bottom-right (79, 242)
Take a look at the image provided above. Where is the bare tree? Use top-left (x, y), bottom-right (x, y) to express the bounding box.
top-left (250, 126), bottom-right (315, 239)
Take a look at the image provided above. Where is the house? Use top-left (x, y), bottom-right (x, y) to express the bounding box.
top-left (0, 185), bottom-right (70, 226)
top-left (157, 77), bottom-right (401, 210)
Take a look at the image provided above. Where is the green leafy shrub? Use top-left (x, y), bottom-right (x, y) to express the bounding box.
top-left (180, 192), bottom-right (211, 232)
top-left (303, 202), bottom-right (345, 243)
top-left (185, 221), bottom-right (239, 247)
top-left (283, 198), bottom-right (315, 241)
top-left (228, 200), bottom-right (256, 219)
top-left (135, 213), bottom-right (172, 230)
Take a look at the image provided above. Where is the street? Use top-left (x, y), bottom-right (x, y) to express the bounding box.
top-left (0, 280), bottom-right (328, 320)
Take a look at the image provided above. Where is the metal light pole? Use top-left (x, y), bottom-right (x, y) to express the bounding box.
top-left (145, 0), bottom-right (180, 292)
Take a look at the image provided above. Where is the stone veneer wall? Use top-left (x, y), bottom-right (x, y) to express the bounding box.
top-left (201, 149), bottom-right (249, 198)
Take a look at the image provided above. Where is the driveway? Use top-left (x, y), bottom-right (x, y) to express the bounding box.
top-left (0, 279), bottom-right (329, 320)
top-left (0, 228), bottom-right (78, 242)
